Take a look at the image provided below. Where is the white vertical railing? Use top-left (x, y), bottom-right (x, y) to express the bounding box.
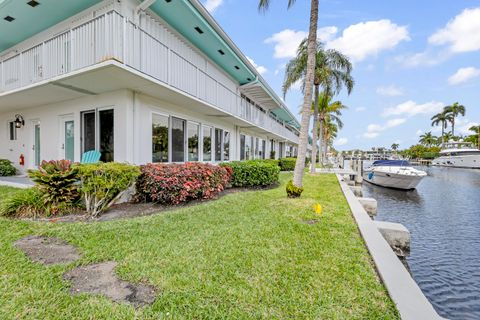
top-left (0, 10), bottom-right (298, 143)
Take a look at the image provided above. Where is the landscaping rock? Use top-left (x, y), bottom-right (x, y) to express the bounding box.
top-left (14, 235), bottom-right (81, 265)
top-left (63, 261), bottom-right (156, 307)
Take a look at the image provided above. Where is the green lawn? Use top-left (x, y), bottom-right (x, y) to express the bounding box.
top-left (0, 185), bottom-right (22, 198)
top-left (0, 174), bottom-right (399, 319)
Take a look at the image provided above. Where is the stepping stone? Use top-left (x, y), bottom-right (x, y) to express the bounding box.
top-left (14, 235), bottom-right (81, 265)
top-left (63, 261), bottom-right (156, 307)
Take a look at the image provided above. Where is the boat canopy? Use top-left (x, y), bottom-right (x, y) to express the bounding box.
top-left (372, 160), bottom-right (411, 167)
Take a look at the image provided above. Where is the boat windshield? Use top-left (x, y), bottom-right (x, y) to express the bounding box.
top-left (442, 142), bottom-right (475, 149)
top-left (372, 160), bottom-right (410, 167)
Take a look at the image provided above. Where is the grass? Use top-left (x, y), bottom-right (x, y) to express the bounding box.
top-left (0, 185), bottom-right (22, 198)
top-left (0, 173), bottom-right (399, 319)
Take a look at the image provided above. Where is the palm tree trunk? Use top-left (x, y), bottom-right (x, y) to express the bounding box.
top-left (452, 118), bottom-right (455, 136)
top-left (441, 122), bottom-right (445, 146)
top-left (318, 115), bottom-right (324, 164)
top-left (310, 85), bottom-right (319, 173)
top-left (292, 0), bottom-right (319, 188)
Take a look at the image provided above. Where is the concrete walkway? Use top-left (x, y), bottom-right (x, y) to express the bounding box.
top-left (0, 176), bottom-right (34, 189)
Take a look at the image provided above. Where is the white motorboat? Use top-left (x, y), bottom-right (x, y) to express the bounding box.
top-left (432, 141), bottom-right (480, 169)
top-left (363, 160), bottom-right (427, 190)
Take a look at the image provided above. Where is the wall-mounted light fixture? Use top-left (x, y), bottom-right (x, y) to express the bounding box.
top-left (14, 114), bottom-right (25, 128)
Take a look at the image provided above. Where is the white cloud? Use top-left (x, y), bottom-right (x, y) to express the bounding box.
top-left (327, 20), bottom-right (410, 62)
top-left (448, 67), bottom-right (480, 85)
top-left (416, 129), bottom-right (424, 136)
top-left (394, 50), bottom-right (451, 68)
top-left (203, 0), bottom-right (223, 13)
top-left (382, 100), bottom-right (444, 117)
top-left (458, 122), bottom-right (479, 135)
top-left (246, 56), bottom-right (267, 75)
top-left (334, 137), bottom-right (348, 146)
top-left (429, 8), bottom-right (480, 53)
top-left (266, 20), bottom-right (408, 62)
top-left (355, 107), bottom-right (366, 112)
top-left (317, 26), bottom-right (338, 42)
top-left (376, 85), bottom-right (404, 96)
top-left (265, 29), bottom-right (307, 59)
top-left (363, 118), bottom-right (406, 139)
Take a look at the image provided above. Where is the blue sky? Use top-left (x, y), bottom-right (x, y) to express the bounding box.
top-left (202, 0), bottom-right (480, 150)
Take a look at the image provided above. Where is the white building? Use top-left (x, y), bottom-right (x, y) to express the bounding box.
top-left (0, 0), bottom-right (301, 171)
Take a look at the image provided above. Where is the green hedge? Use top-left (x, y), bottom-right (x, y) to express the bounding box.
top-left (0, 159), bottom-right (16, 176)
top-left (278, 158), bottom-right (296, 171)
top-left (221, 161), bottom-right (280, 187)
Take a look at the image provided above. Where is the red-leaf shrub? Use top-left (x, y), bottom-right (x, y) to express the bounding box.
top-left (136, 162), bottom-right (231, 205)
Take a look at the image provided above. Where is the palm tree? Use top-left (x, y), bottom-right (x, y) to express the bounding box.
top-left (442, 131), bottom-right (454, 143)
top-left (283, 39), bottom-right (353, 173)
top-left (391, 143), bottom-right (399, 153)
top-left (316, 92), bottom-right (347, 163)
top-left (259, 0), bottom-right (319, 193)
top-left (469, 125), bottom-right (480, 148)
top-left (431, 110), bottom-right (453, 146)
top-left (444, 102), bottom-right (466, 136)
top-left (419, 131), bottom-right (438, 147)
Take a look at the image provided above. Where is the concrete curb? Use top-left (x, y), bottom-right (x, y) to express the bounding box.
top-left (336, 174), bottom-right (444, 320)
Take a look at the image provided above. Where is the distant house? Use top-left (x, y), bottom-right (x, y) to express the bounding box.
top-left (0, 0), bottom-right (301, 171)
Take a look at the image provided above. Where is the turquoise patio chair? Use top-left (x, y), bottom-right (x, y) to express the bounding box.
top-left (81, 150), bottom-right (101, 164)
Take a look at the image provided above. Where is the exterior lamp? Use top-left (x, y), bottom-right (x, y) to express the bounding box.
top-left (14, 114), bottom-right (25, 128)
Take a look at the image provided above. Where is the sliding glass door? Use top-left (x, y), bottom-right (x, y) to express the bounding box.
top-left (81, 109), bottom-right (114, 162)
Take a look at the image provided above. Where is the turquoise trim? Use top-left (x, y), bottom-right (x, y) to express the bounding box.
top-left (0, 0), bottom-right (101, 52)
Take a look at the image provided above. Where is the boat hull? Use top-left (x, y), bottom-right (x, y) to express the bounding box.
top-left (432, 155), bottom-right (480, 169)
top-left (363, 170), bottom-right (425, 190)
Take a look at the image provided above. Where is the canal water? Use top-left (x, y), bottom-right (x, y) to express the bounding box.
top-left (362, 166), bottom-right (480, 319)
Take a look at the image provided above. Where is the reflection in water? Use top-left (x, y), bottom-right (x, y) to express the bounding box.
top-left (363, 166), bottom-right (480, 320)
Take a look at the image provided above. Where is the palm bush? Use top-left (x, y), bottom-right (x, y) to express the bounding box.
top-left (28, 160), bottom-right (80, 214)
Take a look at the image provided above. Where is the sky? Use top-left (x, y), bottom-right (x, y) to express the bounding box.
top-left (201, 0), bottom-right (480, 150)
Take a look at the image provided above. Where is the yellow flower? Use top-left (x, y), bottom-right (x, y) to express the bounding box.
top-left (314, 203), bottom-right (322, 215)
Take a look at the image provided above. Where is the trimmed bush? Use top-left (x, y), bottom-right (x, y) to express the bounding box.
top-left (279, 158), bottom-right (296, 171)
top-left (77, 162), bottom-right (140, 217)
top-left (0, 188), bottom-right (44, 217)
top-left (28, 160), bottom-right (80, 214)
top-left (136, 162), bottom-right (231, 205)
top-left (286, 180), bottom-right (303, 198)
top-left (0, 159), bottom-right (16, 176)
top-left (221, 160), bottom-right (280, 187)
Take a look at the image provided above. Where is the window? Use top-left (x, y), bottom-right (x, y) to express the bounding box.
top-left (81, 109), bottom-right (115, 162)
top-left (270, 140), bottom-right (275, 159)
top-left (82, 111), bottom-right (96, 154)
top-left (245, 135), bottom-right (252, 160)
top-left (240, 135), bottom-right (246, 161)
top-left (8, 121), bottom-right (16, 141)
top-left (255, 138), bottom-right (259, 159)
top-left (99, 109), bottom-right (114, 162)
top-left (279, 142), bottom-right (285, 158)
top-left (223, 131), bottom-right (230, 161)
top-left (172, 117), bottom-right (185, 162)
top-left (187, 122), bottom-right (199, 161)
top-left (152, 114), bottom-right (169, 163)
top-left (203, 126), bottom-right (212, 161)
top-left (215, 128), bottom-right (222, 161)
top-left (261, 139), bottom-right (266, 159)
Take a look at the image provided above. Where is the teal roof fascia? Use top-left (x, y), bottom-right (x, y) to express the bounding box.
top-left (0, 0), bottom-right (102, 53)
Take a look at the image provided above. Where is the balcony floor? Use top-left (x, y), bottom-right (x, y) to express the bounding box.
top-left (0, 60), bottom-right (293, 141)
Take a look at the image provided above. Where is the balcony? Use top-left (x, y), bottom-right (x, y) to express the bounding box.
top-left (0, 10), bottom-right (298, 144)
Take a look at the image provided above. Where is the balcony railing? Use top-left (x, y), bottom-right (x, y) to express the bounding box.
top-left (0, 10), bottom-right (299, 143)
